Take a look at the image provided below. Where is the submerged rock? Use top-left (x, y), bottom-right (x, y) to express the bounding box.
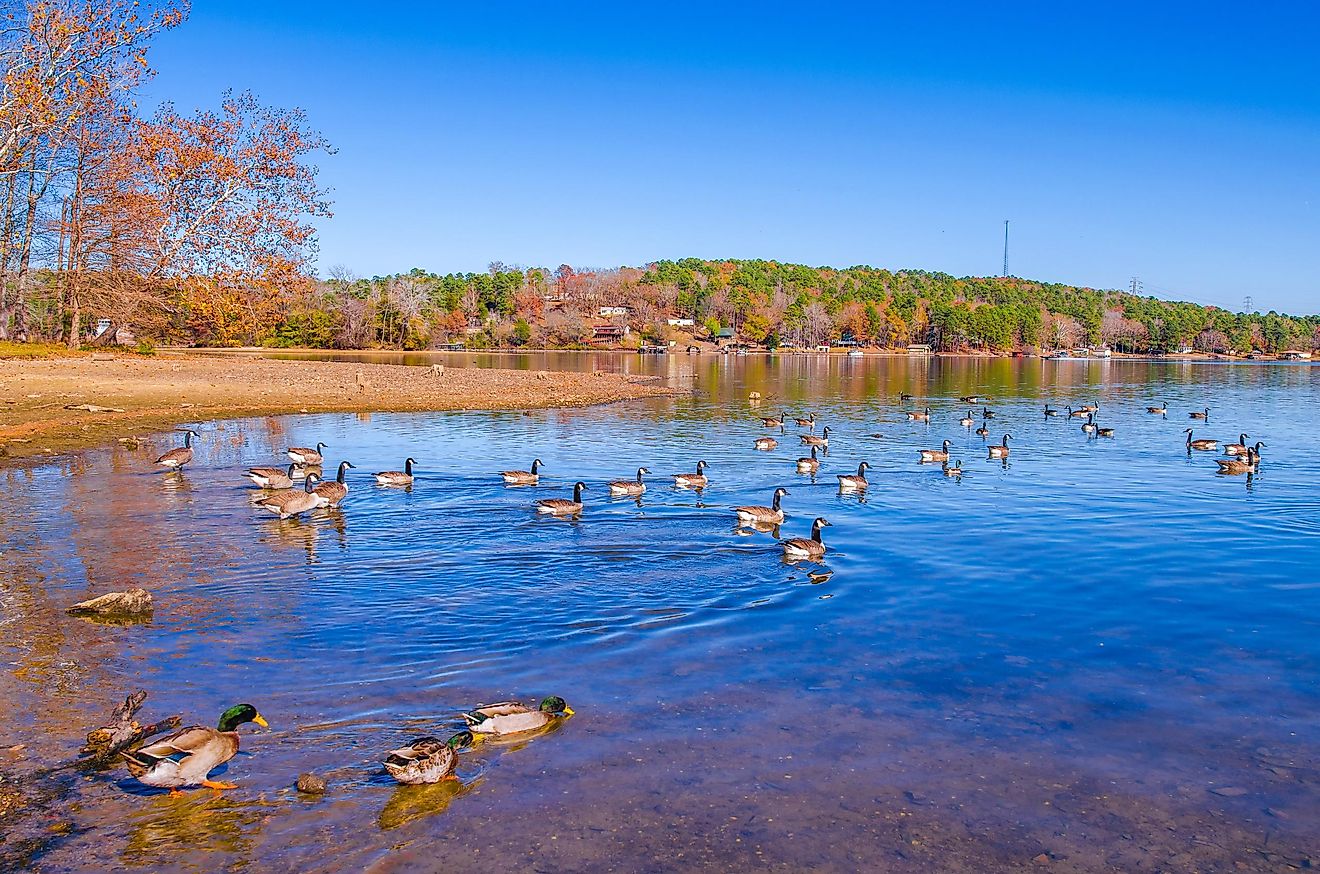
top-left (66, 589), bottom-right (153, 618)
top-left (296, 773), bottom-right (327, 795)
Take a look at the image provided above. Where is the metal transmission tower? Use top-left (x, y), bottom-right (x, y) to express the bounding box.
top-left (1002, 220), bottom-right (1009, 277)
top-left (1243, 295), bottom-right (1254, 312)
top-left (1129, 277), bottom-right (1143, 295)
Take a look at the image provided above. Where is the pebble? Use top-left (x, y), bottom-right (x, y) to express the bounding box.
top-left (296, 772), bottom-right (327, 794)
top-left (1209, 786), bottom-right (1248, 797)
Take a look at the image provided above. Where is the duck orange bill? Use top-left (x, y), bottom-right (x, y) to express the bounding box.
top-left (253, 714), bottom-right (270, 728)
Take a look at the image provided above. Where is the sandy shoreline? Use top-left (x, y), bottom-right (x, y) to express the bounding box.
top-left (0, 354), bottom-right (678, 465)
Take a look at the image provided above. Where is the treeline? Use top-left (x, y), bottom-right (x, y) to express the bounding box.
top-left (0, 0), bottom-right (330, 348)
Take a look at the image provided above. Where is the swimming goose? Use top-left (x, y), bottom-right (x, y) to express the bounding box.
top-left (672, 460), bottom-right (710, 489)
top-left (1189, 408), bottom-right (1210, 420)
top-left (1079, 402), bottom-right (1099, 414)
top-left (734, 487), bottom-right (789, 525)
top-left (754, 428), bottom-right (781, 450)
top-left (1146, 401), bottom-right (1168, 415)
top-left (1223, 435), bottom-right (1251, 456)
top-left (375, 457), bottom-right (416, 486)
top-left (959, 411), bottom-right (975, 427)
top-left (782, 517), bottom-right (830, 559)
top-left (959, 395), bottom-right (982, 404)
top-left (287, 442), bottom-right (327, 466)
top-left (899, 392), bottom-right (914, 402)
top-left (1068, 406), bottom-right (1089, 418)
top-left (906, 407), bottom-right (931, 422)
top-left (1044, 404), bottom-right (1060, 418)
top-left (919, 440), bottom-right (953, 463)
top-left (794, 413), bottom-right (817, 428)
top-left (536, 481), bottom-right (587, 515)
top-left (1185, 429), bottom-right (1217, 451)
top-left (501, 458), bottom-right (544, 484)
top-left (313, 461), bottom-right (355, 506)
top-left (800, 426), bottom-right (832, 447)
top-left (383, 731), bottom-right (475, 785)
top-left (1215, 447), bottom-right (1260, 474)
top-left (837, 461), bottom-right (870, 491)
top-left (122, 704), bottom-right (267, 791)
top-left (1082, 414), bottom-right (1097, 435)
top-left (761, 410), bottom-right (787, 427)
top-left (981, 406), bottom-right (996, 420)
top-left (1097, 424), bottom-right (1115, 438)
top-left (975, 423), bottom-right (990, 438)
top-left (462, 697), bottom-right (574, 738)
top-left (796, 445), bottom-right (821, 473)
top-left (155, 429), bottom-right (199, 470)
top-left (608, 467), bottom-right (651, 496)
top-left (255, 474), bottom-right (322, 519)
top-left (942, 459), bottom-right (963, 477)
top-left (988, 434), bottom-right (1012, 458)
top-left (245, 462), bottom-right (296, 490)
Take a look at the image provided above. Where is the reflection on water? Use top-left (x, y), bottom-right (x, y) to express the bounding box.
top-left (2, 356), bottom-right (1319, 871)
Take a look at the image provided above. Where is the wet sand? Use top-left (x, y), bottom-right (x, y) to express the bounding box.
top-left (0, 354), bottom-right (676, 464)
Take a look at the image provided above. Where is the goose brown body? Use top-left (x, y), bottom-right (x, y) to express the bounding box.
top-left (837, 462), bottom-right (870, 491)
top-left (536, 481), bottom-right (587, 515)
top-left (255, 474), bottom-right (322, 519)
top-left (1185, 429), bottom-right (1217, 451)
top-left (796, 446), bottom-right (820, 473)
top-left (155, 430), bottom-right (198, 470)
top-left (287, 442), bottom-right (327, 465)
top-left (734, 487), bottom-right (788, 525)
top-left (919, 440), bottom-right (952, 463)
top-left (246, 463), bottom-right (296, 490)
top-left (673, 460), bottom-right (709, 488)
top-left (782, 517), bottom-right (830, 559)
top-left (1223, 435), bottom-right (1251, 456)
top-left (312, 461), bottom-right (354, 506)
top-left (800, 426), bottom-right (831, 447)
top-left (501, 458), bottom-right (543, 484)
top-left (608, 467), bottom-right (651, 496)
top-left (988, 434), bottom-right (1012, 458)
top-left (376, 457), bottom-right (416, 486)
top-left (906, 407), bottom-right (931, 422)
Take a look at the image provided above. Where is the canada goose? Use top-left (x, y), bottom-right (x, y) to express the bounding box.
top-left (287, 442), bottom-right (327, 466)
top-left (608, 467), bottom-right (651, 496)
top-left (382, 732), bottom-right (474, 785)
top-left (1082, 414), bottom-right (1097, 434)
top-left (794, 413), bottom-right (816, 428)
top-left (245, 462), bottom-right (296, 490)
top-left (919, 439), bottom-right (952, 463)
top-left (1226, 440), bottom-right (1265, 459)
top-left (1068, 406), bottom-right (1089, 418)
top-left (1223, 434), bottom-right (1251, 456)
top-left (501, 458), bottom-right (544, 485)
top-left (462, 697), bottom-right (574, 737)
top-left (1190, 408), bottom-right (1210, 420)
top-left (673, 460), bottom-right (710, 488)
top-left (1216, 447), bottom-right (1260, 474)
top-left (122, 704), bottom-right (267, 791)
top-left (155, 429), bottom-right (199, 470)
top-left (753, 432), bottom-right (780, 451)
top-left (801, 426), bottom-right (832, 447)
top-left (1044, 404), bottom-right (1060, 417)
top-left (796, 446), bottom-right (820, 473)
top-left (255, 474), bottom-right (322, 519)
top-left (906, 407), bottom-right (931, 422)
top-left (782, 517), bottom-right (830, 559)
top-left (975, 423), bottom-right (989, 438)
top-left (375, 458), bottom-right (416, 486)
top-left (536, 481), bottom-right (587, 515)
top-left (1097, 424), bottom-right (1115, 438)
top-left (1185, 429), bottom-right (1217, 451)
top-left (837, 461), bottom-right (870, 491)
top-left (959, 410), bottom-right (975, 427)
top-left (981, 406), bottom-right (995, 419)
top-left (734, 487), bottom-right (788, 525)
top-left (761, 410), bottom-right (786, 427)
top-left (1146, 401), bottom-right (1168, 415)
top-left (899, 392), bottom-right (914, 402)
top-left (959, 395), bottom-right (981, 404)
top-left (1079, 402), bottom-right (1099, 414)
top-left (313, 461), bottom-right (355, 506)
top-left (942, 459), bottom-right (963, 477)
top-left (988, 434), bottom-right (1011, 458)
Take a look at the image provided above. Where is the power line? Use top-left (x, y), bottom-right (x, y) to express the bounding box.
top-left (1002, 220), bottom-right (1009, 277)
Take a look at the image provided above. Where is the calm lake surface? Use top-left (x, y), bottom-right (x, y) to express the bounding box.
top-left (3, 355), bottom-right (1319, 872)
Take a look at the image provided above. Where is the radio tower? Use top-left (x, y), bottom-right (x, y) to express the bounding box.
top-left (1002, 220), bottom-right (1009, 277)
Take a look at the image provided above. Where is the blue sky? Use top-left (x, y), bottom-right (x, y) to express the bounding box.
top-left (145, 2), bottom-right (1319, 313)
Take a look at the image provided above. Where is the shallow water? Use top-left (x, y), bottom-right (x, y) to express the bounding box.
top-left (2, 356), bottom-right (1319, 871)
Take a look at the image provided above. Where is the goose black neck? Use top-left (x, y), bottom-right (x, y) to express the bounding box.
top-left (337, 461), bottom-right (350, 483)
top-left (573, 482), bottom-right (585, 502)
top-left (772, 491), bottom-right (783, 511)
top-left (812, 521), bottom-right (825, 543)
top-left (404, 458), bottom-right (414, 475)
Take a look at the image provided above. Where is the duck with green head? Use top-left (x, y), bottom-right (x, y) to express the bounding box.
top-left (122, 703), bottom-right (268, 792)
top-left (462, 696), bottom-right (574, 738)
top-left (383, 731), bottom-right (476, 784)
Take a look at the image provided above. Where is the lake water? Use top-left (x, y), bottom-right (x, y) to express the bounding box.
top-left (2, 355), bottom-right (1318, 871)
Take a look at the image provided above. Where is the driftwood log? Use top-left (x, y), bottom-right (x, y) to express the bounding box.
top-left (78, 691), bottom-right (181, 768)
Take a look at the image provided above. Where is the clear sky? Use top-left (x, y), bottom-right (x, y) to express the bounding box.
top-left (144, 2), bottom-right (1320, 313)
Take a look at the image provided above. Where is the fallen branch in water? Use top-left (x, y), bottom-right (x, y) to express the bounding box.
top-left (63, 403), bottom-right (126, 413)
top-left (76, 691), bottom-right (181, 769)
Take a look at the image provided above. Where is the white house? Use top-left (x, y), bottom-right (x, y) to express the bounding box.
top-left (666, 317), bottom-right (695, 327)
top-left (599, 306), bottom-right (628, 317)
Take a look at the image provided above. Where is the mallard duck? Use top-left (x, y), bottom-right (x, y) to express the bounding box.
top-left (1189, 407), bottom-right (1210, 420)
top-left (1216, 447), bottom-right (1260, 474)
top-left (1223, 434), bottom-right (1251, 456)
top-left (988, 434), bottom-right (1012, 458)
top-left (837, 462), bottom-right (869, 491)
top-left (734, 487), bottom-right (788, 524)
top-left (383, 731), bottom-right (475, 785)
top-left (942, 459), bottom-right (963, 477)
top-left (906, 407), bottom-right (931, 422)
top-left (800, 426), bottom-right (832, 447)
top-left (761, 410), bottom-right (786, 427)
top-left (255, 474), bottom-right (322, 519)
top-left (536, 481), bottom-right (587, 515)
top-left (501, 458), bottom-right (544, 485)
top-left (122, 704), bottom-right (267, 791)
top-left (673, 460), bottom-right (709, 488)
top-left (1044, 404), bottom-right (1060, 418)
top-left (796, 445), bottom-right (820, 473)
top-left (155, 429), bottom-right (199, 470)
top-left (245, 462), bottom-right (296, 490)
top-left (1082, 414), bottom-right (1097, 434)
top-left (462, 697), bottom-right (574, 738)
top-left (313, 461), bottom-right (354, 506)
top-left (1146, 401), bottom-right (1168, 415)
top-left (608, 467), bottom-right (651, 496)
top-left (287, 442), bottom-right (327, 466)
top-left (959, 411), bottom-right (975, 427)
top-left (959, 395), bottom-right (981, 404)
top-left (782, 517), bottom-right (830, 559)
top-left (1185, 429), bottom-right (1217, 451)
top-left (919, 439), bottom-right (952, 463)
top-left (375, 457), bottom-right (416, 486)
top-left (794, 413), bottom-right (816, 428)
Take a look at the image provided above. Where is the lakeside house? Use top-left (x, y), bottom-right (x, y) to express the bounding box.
top-left (666, 317), bottom-right (695, 327)
top-left (1280, 349), bottom-right (1312, 360)
top-left (592, 324), bottom-right (628, 342)
top-left (907, 343), bottom-right (932, 355)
